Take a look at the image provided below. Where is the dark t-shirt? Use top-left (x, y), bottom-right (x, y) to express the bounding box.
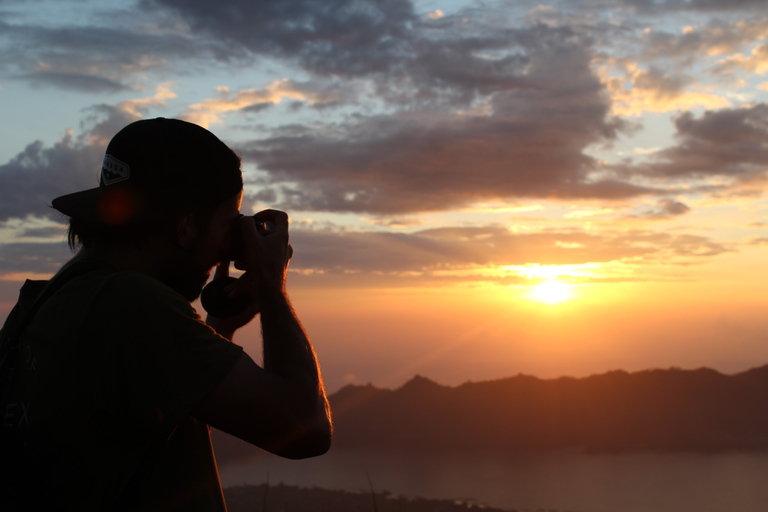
top-left (1, 262), bottom-right (243, 511)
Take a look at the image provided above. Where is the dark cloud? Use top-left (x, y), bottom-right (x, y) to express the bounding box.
top-left (640, 18), bottom-right (768, 63)
top-left (661, 199), bottom-right (690, 215)
top-left (239, 27), bottom-right (658, 214)
top-left (657, 198), bottom-right (690, 217)
top-left (632, 67), bottom-right (692, 99)
top-left (635, 104), bottom-right (768, 181)
top-left (0, 223), bottom-right (732, 285)
top-left (627, 198), bottom-right (691, 219)
top-left (0, 241), bottom-right (70, 276)
top-left (15, 72), bottom-right (129, 93)
top-left (145, 0), bottom-right (417, 76)
top-left (287, 226), bottom-right (730, 277)
top-left (0, 106), bottom-right (137, 223)
top-left (145, 0), bottom-right (546, 107)
top-left (0, 14), bottom-right (233, 93)
top-left (2, 0), bottom-right (763, 220)
top-left (617, 0), bottom-right (768, 13)
top-left (241, 102), bottom-right (274, 114)
top-left (16, 226), bottom-right (67, 238)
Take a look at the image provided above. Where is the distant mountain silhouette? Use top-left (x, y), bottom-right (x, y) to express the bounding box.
top-left (330, 366), bottom-right (768, 452)
top-left (212, 366), bottom-right (768, 464)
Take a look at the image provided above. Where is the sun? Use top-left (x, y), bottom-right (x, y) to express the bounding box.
top-left (530, 280), bottom-right (572, 304)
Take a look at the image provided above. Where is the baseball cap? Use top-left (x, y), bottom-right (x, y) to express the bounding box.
top-left (52, 118), bottom-right (242, 225)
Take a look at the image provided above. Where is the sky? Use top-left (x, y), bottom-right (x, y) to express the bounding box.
top-left (2, 0), bottom-right (768, 392)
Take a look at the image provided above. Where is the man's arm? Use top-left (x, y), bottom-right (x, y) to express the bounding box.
top-left (193, 211), bottom-right (332, 459)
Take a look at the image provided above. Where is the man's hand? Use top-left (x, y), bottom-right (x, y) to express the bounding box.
top-left (205, 210), bottom-right (293, 339)
top-left (195, 209), bottom-right (332, 458)
top-left (204, 262), bottom-right (259, 339)
top-left (235, 209), bottom-right (293, 292)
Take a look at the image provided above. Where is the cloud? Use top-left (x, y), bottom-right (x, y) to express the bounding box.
top-left (0, 12), bottom-right (229, 93)
top-left (145, 0), bottom-right (417, 75)
top-left (626, 198), bottom-right (691, 219)
top-left (634, 104), bottom-right (768, 183)
top-left (118, 83), bottom-right (177, 117)
top-left (244, 113), bottom-right (653, 214)
top-left (145, 0), bottom-right (555, 108)
top-left (0, 241), bottom-right (71, 279)
top-left (618, 0), bottom-right (768, 14)
top-left (713, 42), bottom-right (768, 76)
top-left (280, 225), bottom-right (732, 287)
top-left (640, 19), bottom-right (768, 61)
top-left (183, 79), bottom-right (354, 128)
top-left (655, 198), bottom-right (691, 216)
top-left (362, 217), bottom-right (424, 228)
top-left (746, 236), bottom-right (768, 246)
top-left (0, 106), bottom-right (138, 223)
top-left (15, 72), bottom-right (130, 93)
top-left (0, 221), bottom-right (730, 286)
top-left (598, 62), bottom-right (730, 116)
top-left (239, 28), bottom-right (664, 214)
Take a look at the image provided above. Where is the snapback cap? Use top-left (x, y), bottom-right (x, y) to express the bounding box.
top-left (52, 118), bottom-right (242, 225)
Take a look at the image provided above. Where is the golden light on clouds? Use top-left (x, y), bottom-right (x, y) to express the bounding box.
top-left (117, 82), bottom-right (177, 117)
top-left (465, 203), bottom-right (545, 213)
top-left (717, 43), bottom-right (768, 75)
top-left (184, 79), bottom-right (339, 127)
top-left (595, 62), bottom-right (731, 117)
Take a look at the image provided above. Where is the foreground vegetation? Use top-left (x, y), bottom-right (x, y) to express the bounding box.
top-left (223, 483), bottom-right (520, 512)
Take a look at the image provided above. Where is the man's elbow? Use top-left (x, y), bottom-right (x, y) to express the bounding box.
top-left (274, 415), bottom-right (333, 459)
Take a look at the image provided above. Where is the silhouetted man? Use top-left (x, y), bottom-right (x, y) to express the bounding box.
top-left (0, 118), bottom-right (332, 511)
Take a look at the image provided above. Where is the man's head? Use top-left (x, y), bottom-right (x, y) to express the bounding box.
top-left (53, 118), bottom-right (244, 300)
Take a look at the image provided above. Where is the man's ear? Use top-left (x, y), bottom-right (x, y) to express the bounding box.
top-left (173, 213), bottom-right (198, 250)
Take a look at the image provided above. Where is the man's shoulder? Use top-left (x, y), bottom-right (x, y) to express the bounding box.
top-left (65, 266), bottom-right (184, 305)
top-left (101, 270), bottom-right (181, 300)
top-left (49, 266), bottom-right (200, 332)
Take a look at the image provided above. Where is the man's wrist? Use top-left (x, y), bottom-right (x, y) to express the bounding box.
top-left (255, 280), bottom-right (287, 305)
top-left (205, 316), bottom-right (236, 340)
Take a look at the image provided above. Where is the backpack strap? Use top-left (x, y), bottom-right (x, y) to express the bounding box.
top-left (0, 259), bottom-right (113, 391)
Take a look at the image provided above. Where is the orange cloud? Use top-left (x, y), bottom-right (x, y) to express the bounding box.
top-left (641, 20), bottom-right (768, 60)
top-left (183, 79), bottom-right (344, 128)
top-left (598, 62), bottom-right (730, 116)
top-left (117, 82), bottom-right (177, 117)
top-left (715, 43), bottom-right (768, 75)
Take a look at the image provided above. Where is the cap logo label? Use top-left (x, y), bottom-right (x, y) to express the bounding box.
top-left (102, 154), bottom-right (130, 185)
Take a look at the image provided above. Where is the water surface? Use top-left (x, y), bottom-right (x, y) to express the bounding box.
top-left (219, 448), bottom-right (768, 512)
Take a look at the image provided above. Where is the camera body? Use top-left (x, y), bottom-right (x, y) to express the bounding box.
top-left (200, 215), bottom-right (274, 318)
top-left (228, 215), bottom-right (274, 263)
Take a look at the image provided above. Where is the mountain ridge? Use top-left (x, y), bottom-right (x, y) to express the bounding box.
top-left (327, 364), bottom-right (768, 452)
top-left (212, 365), bottom-right (768, 466)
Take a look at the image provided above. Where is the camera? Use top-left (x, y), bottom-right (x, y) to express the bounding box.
top-left (200, 215), bottom-right (274, 318)
top-left (228, 215), bottom-right (274, 263)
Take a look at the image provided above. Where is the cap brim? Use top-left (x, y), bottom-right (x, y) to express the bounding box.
top-left (51, 187), bottom-right (102, 222)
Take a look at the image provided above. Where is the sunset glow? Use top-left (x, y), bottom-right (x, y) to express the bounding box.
top-left (3, 0), bottom-right (768, 394)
